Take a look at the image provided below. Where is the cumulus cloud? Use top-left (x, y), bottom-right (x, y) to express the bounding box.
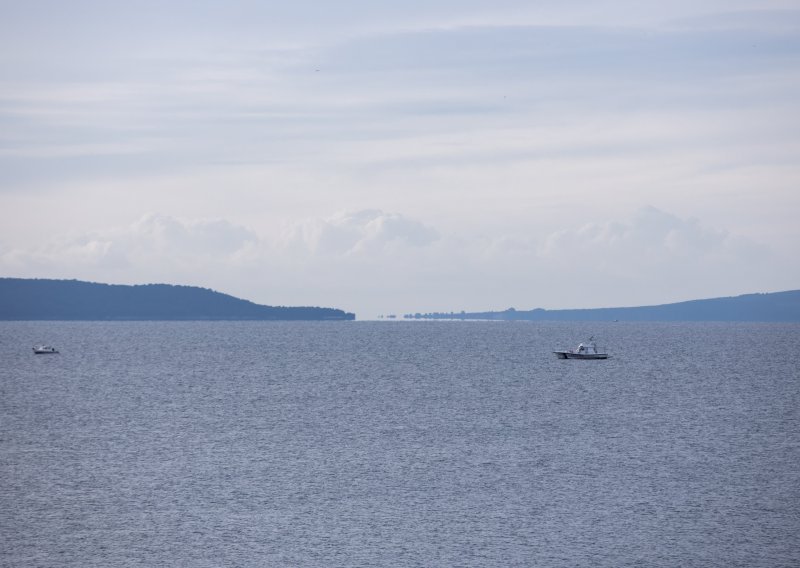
top-left (539, 206), bottom-right (763, 263)
top-left (0, 213), bottom-right (261, 276)
top-left (0, 206), bottom-right (785, 316)
top-left (281, 209), bottom-right (439, 256)
top-left (130, 213), bottom-right (259, 257)
top-left (1, 209), bottom-right (439, 270)
top-left (0, 208), bottom-right (443, 280)
top-left (503, 206), bottom-right (777, 309)
top-left (1, 233), bottom-right (122, 271)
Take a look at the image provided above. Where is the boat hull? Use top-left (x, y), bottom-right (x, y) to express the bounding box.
top-left (554, 351), bottom-right (608, 360)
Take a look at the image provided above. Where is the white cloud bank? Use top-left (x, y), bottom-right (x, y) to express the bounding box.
top-left (1, 207), bottom-right (792, 317)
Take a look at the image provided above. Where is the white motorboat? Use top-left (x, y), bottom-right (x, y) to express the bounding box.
top-left (553, 337), bottom-right (608, 360)
top-left (33, 345), bottom-right (59, 354)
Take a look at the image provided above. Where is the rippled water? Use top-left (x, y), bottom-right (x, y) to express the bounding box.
top-left (1, 321), bottom-right (799, 567)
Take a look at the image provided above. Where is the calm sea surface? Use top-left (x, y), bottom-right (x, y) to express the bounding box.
top-left (1, 321), bottom-right (799, 567)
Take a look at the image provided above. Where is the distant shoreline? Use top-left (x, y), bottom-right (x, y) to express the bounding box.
top-left (0, 278), bottom-right (356, 321)
top-left (396, 289), bottom-right (800, 323)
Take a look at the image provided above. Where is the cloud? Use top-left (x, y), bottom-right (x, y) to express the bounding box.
top-left (0, 213), bottom-right (260, 275)
top-left (1, 209), bottom-right (438, 269)
top-left (268, 206), bottom-right (777, 313)
top-left (0, 207), bottom-right (789, 316)
top-left (538, 206), bottom-right (763, 262)
top-left (281, 209), bottom-right (439, 256)
top-left (130, 213), bottom-right (259, 257)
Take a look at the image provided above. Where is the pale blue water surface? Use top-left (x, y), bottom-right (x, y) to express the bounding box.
top-left (1, 321), bottom-right (799, 567)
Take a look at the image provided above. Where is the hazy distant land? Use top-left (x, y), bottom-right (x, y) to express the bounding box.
top-left (402, 290), bottom-right (800, 322)
top-left (0, 278), bottom-right (355, 321)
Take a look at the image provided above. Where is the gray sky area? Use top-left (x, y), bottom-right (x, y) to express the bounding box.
top-left (1, 1), bottom-right (799, 317)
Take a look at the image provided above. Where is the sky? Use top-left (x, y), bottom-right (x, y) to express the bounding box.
top-left (1, 1), bottom-right (799, 318)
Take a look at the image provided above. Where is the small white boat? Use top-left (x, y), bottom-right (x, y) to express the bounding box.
top-left (554, 337), bottom-right (608, 360)
top-left (33, 345), bottom-right (59, 354)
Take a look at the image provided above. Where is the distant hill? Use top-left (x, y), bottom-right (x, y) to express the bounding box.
top-left (0, 278), bottom-right (355, 321)
top-left (404, 290), bottom-right (800, 322)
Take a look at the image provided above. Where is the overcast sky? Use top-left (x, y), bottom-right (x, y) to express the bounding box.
top-left (1, 1), bottom-right (799, 317)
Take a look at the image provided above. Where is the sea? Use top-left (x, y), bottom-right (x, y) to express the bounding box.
top-left (1, 321), bottom-right (799, 567)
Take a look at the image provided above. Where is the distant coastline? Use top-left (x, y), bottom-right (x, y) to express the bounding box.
top-left (401, 290), bottom-right (800, 322)
top-left (0, 278), bottom-right (355, 321)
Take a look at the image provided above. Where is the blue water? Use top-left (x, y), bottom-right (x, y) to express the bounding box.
top-left (1, 321), bottom-right (799, 567)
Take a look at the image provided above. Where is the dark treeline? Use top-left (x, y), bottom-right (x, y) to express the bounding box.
top-left (405, 290), bottom-right (800, 322)
top-left (0, 278), bottom-right (355, 321)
